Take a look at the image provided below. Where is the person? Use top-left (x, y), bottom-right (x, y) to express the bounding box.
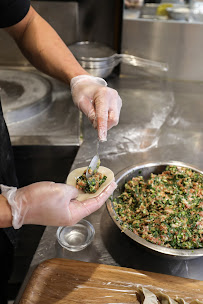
top-left (0, 1), bottom-right (122, 303)
top-left (125, 0), bottom-right (142, 8)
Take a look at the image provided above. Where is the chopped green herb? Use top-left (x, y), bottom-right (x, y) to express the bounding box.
top-left (76, 170), bottom-right (107, 193)
top-left (113, 166), bottom-right (203, 249)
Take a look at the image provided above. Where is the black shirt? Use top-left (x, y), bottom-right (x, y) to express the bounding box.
top-left (0, 98), bottom-right (19, 245)
top-left (0, 3), bottom-right (26, 301)
top-left (0, 0), bottom-right (30, 28)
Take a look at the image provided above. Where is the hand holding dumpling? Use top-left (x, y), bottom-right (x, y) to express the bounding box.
top-left (1, 181), bottom-right (117, 229)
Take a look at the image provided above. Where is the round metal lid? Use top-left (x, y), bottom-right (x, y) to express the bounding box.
top-left (0, 69), bottom-right (52, 124)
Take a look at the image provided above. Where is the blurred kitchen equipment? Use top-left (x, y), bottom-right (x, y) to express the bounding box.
top-left (107, 161), bottom-right (203, 260)
top-left (190, 0), bottom-right (203, 21)
top-left (140, 3), bottom-right (161, 19)
top-left (166, 6), bottom-right (190, 20)
top-left (69, 41), bottom-right (168, 78)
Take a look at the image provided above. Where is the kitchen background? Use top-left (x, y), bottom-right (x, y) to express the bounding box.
top-left (0, 0), bottom-right (203, 302)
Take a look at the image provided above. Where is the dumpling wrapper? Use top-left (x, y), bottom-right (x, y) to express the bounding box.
top-left (137, 287), bottom-right (159, 304)
top-left (176, 298), bottom-right (189, 304)
top-left (157, 292), bottom-right (179, 304)
top-left (66, 166), bottom-right (114, 202)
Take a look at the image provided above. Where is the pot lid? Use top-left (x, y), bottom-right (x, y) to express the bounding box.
top-left (0, 69), bottom-right (52, 124)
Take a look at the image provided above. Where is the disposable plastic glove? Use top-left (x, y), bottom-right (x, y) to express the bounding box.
top-left (1, 181), bottom-right (117, 229)
top-left (70, 75), bottom-right (122, 141)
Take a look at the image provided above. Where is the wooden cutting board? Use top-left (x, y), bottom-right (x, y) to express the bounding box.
top-left (19, 258), bottom-right (203, 304)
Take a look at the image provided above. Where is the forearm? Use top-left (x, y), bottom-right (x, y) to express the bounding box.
top-left (0, 194), bottom-right (12, 228)
top-left (6, 6), bottom-right (89, 85)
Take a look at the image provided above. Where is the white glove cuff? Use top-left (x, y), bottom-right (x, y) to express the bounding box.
top-left (70, 75), bottom-right (107, 91)
top-left (1, 184), bottom-right (24, 229)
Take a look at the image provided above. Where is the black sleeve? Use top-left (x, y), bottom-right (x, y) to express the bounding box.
top-left (0, 0), bottom-right (30, 28)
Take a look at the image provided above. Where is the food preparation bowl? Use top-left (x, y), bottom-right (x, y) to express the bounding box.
top-left (166, 6), bottom-right (190, 20)
top-left (57, 219), bottom-right (95, 252)
top-left (107, 161), bottom-right (203, 259)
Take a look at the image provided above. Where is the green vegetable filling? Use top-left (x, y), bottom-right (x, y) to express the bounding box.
top-left (76, 170), bottom-right (107, 193)
top-left (113, 166), bottom-right (203, 249)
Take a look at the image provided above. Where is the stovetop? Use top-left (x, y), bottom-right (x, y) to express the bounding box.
top-left (0, 66), bottom-right (81, 146)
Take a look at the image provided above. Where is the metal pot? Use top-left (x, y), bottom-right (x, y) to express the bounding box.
top-left (69, 41), bottom-right (168, 78)
top-left (107, 161), bottom-right (203, 260)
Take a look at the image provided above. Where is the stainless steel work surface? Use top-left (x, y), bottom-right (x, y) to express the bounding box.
top-left (1, 66), bottom-right (80, 146)
top-left (14, 72), bottom-right (203, 303)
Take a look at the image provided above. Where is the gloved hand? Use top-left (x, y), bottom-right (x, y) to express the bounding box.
top-left (1, 181), bottom-right (117, 229)
top-left (70, 75), bottom-right (122, 141)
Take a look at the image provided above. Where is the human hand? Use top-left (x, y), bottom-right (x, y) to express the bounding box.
top-left (70, 75), bottom-right (122, 141)
top-left (125, 0), bottom-right (139, 8)
top-left (1, 181), bottom-right (117, 229)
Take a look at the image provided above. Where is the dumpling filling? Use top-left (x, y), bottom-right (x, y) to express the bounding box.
top-left (113, 165), bottom-right (203, 249)
top-left (66, 166), bottom-right (114, 201)
top-left (76, 170), bottom-right (107, 193)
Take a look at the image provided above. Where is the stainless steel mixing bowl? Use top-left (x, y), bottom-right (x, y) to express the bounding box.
top-left (166, 6), bottom-right (190, 21)
top-left (106, 161), bottom-right (203, 259)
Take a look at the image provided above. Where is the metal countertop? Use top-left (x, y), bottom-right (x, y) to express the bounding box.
top-left (2, 66), bottom-right (81, 146)
top-left (14, 72), bottom-right (203, 303)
